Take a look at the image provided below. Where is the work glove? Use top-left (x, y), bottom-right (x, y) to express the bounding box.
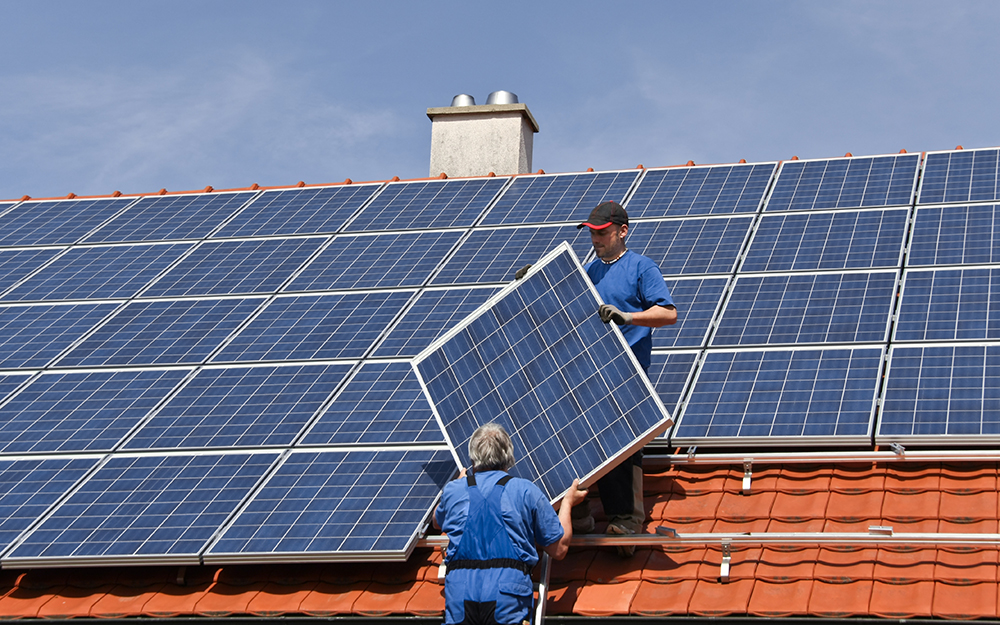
top-left (514, 264), bottom-right (532, 280)
top-left (599, 304), bottom-right (633, 325)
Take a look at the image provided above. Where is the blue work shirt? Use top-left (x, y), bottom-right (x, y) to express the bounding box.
top-left (585, 250), bottom-right (674, 370)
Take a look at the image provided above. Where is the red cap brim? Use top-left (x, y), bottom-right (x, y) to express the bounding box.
top-left (576, 221), bottom-right (614, 230)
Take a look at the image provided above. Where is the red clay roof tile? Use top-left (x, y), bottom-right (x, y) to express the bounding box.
top-left (814, 546), bottom-right (877, 582)
top-left (882, 490), bottom-right (942, 521)
top-left (808, 579), bottom-right (874, 617)
top-left (940, 463), bottom-right (997, 493)
top-left (298, 580), bottom-right (369, 617)
top-left (630, 579), bottom-right (697, 616)
top-left (747, 578), bottom-right (813, 617)
top-left (935, 547), bottom-right (999, 584)
top-left (0, 585), bottom-right (59, 619)
top-left (351, 581), bottom-right (419, 617)
top-left (932, 580), bottom-right (999, 620)
top-left (832, 464), bottom-right (886, 493)
top-left (89, 584), bottom-right (164, 619)
top-left (687, 578), bottom-right (754, 616)
top-left (779, 465), bottom-right (833, 493)
top-left (550, 548), bottom-right (597, 583)
top-left (404, 580), bottom-right (444, 617)
top-left (869, 579), bottom-right (935, 618)
top-left (716, 490), bottom-right (776, 522)
top-left (656, 490), bottom-right (724, 522)
top-left (573, 579), bottom-right (642, 617)
top-left (671, 466), bottom-right (733, 495)
top-left (34, 584), bottom-right (112, 619)
top-left (141, 581), bottom-right (215, 619)
top-left (755, 547), bottom-right (819, 582)
top-left (940, 490), bottom-right (998, 522)
top-left (698, 546), bottom-right (761, 582)
top-left (586, 548), bottom-right (650, 583)
top-left (874, 546), bottom-right (937, 583)
top-left (545, 580), bottom-right (586, 615)
top-left (766, 518), bottom-right (827, 532)
top-left (641, 547), bottom-right (707, 582)
top-left (885, 463), bottom-right (942, 493)
top-left (712, 518), bottom-right (771, 533)
top-left (826, 489), bottom-right (885, 522)
top-left (195, 581), bottom-right (267, 617)
top-left (771, 490), bottom-right (830, 521)
top-left (245, 582), bottom-right (316, 617)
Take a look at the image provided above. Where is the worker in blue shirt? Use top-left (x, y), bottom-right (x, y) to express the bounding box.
top-left (436, 422), bottom-right (588, 625)
top-left (576, 200), bottom-right (676, 556)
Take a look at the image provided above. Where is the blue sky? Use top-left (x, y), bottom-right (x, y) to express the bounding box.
top-left (2, 1), bottom-right (999, 199)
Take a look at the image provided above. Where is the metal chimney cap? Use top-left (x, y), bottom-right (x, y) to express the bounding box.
top-left (486, 90), bottom-right (518, 105)
top-left (450, 94), bottom-right (476, 107)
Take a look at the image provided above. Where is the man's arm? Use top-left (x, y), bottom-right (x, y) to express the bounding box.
top-left (542, 479), bottom-right (588, 560)
top-left (629, 304), bottom-right (676, 328)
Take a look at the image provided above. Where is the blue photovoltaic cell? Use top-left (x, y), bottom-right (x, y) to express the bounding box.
top-left (429, 225), bottom-right (593, 285)
top-left (54, 298), bottom-right (264, 367)
top-left (895, 268), bottom-right (1000, 342)
top-left (0, 374), bottom-right (31, 407)
top-left (347, 178), bottom-right (508, 231)
top-left (908, 205), bottom-right (1000, 266)
top-left (646, 351), bottom-right (700, 415)
top-left (742, 209), bottom-right (908, 272)
top-left (0, 198), bottom-right (133, 247)
top-left (626, 163), bottom-right (775, 218)
top-left (766, 154), bottom-right (919, 212)
top-left (0, 303), bottom-right (119, 368)
top-left (285, 231), bottom-right (464, 291)
top-left (652, 278), bottom-right (728, 349)
top-left (301, 361), bottom-right (445, 445)
top-left (880, 345), bottom-right (1000, 439)
top-left (0, 457), bottom-right (98, 555)
top-left (675, 348), bottom-right (882, 442)
top-left (213, 185), bottom-right (381, 237)
top-left (213, 291), bottom-right (413, 363)
top-left (141, 237), bottom-right (326, 297)
top-left (481, 171), bottom-right (640, 226)
top-left (713, 272), bottom-right (896, 346)
top-left (0, 248), bottom-right (64, 294)
top-left (920, 149), bottom-right (1000, 205)
top-left (0, 369), bottom-right (190, 454)
top-left (626, 217), bottom-right (753, 276)
top-left (124, 364), bottom-right (353, 450)
top-left (372, 287), bottom-right (502, 358)
top-left (84, 192), bottom-right (257, 243)
top-left (415, 246), bottom-right (671, 501)
top-left (205, 449), bottom-right (453, 560)
top-left (5, 452), bottom-right (279, 564)
top-left (2, 243), bottom-right (191, 301)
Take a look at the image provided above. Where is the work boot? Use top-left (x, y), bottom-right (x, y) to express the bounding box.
top-left (606, 522), bottom-right (636, 558)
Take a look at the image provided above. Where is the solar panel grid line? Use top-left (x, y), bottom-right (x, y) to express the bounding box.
top-left (919, 148), bottom-right (1000, 205)
top-left (906, 204), bottom-right (1000, 267)
top-left (628, 215), bottom-right (756, 277)
top-left (0, 246), bottom-right (70, 300)
top-left (646, 349), bottom-right (703, 439)
top-left (480, 169), bottom-right (641, 226)
top-left (0, 301), bottom-right (126, 370)
top-left (893, 266), bottom-right (1000, 343)
top-left (0, 197), bottom-right (141, 248)
top-left (765, 153), bottom-right (920, 212)
top-left (654, 277), bottom-right (731, 350)
top-left (623, 162), bottom-right (778, 218)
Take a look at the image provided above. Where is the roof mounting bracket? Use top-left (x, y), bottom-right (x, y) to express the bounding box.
top-left (869, 525), bottom-right (894, 536)
top-left (890, 442), bottom-right (905, 456)
top-left (742, 458), bottom-right (753, 495)
top-left (719, 542), bottom-right (732, 583)
top-left (655, 525), bottom-right (679, 538)
top-left (686, 446), bottom-right (698, 461)
top-left (437, 562), bottom-right (447, 583)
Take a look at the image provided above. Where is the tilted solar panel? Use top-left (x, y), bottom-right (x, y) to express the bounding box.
top-left (122, 363), bottom-right (354, 450)
top-left (766, 153), bottom-right (919, 212)
top-left (652, 277), bottom-right (729, 349)
top-left (2, 243), bottom-right (192, 301)
top-left (0, 198), bottom-right (134, 247)
top-left (919, 148), bottom-right (1000, 205)
top-left (908, 205), bottom-right (1000, 266)
top-left (879, 343), bottom-right (1000, 443)
top-left (674, 347), bottom-right (883, 445)
top-left (481, 170), bottom-right (640, 225)
top-left (0, 248), bottom-right (65, 294)
top-left (626, 162), bottom-right (775, 218)
top-left (84, 192), bottom-right (257, 243)
top-left (895, 267), bottom-right (1000, 342)
top-left (712, 271), bottom-right (897, 346)
top-left (213, 184), bottom-right (381, 238)
top-left (346, 177), bottom-right (508, 231)
top-left (741, 208), bottom-right (908, 272)
top-left (414, 243), bottom-right (672, 502)
top-left (626, 217), bottom-right (753, 276)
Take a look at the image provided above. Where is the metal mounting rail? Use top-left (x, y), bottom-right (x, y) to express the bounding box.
top-left (645, 446), bottom-right (1000, 468)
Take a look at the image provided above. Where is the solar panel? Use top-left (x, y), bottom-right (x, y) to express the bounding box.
top-left (673, 347), bottom-right (883, 445)
top-left (4, 451), bottom-right (280, 567)
top-left (0, 302), bottom-right (120, 368)
top-left (627, 217), bottom-right (753, 276)
top-left (879, 343), bottom-right (1000, 443)
top-left (140, 237), bottom-right (326, 297)
top-left (0, 248), bottom-right (65, 294)
top-left (2, 243), bottom-right (192, 301)
top-left (0, 198), bottom-right (134, 247)
top-left (0, 457), bottom-right (98, 557)
top-left (346, 177), bottom-right (508, 231)
top-left (429, 225), bottom-right (593, 286)
top-left (712, 271), bottom-right (897, 346)
top-left (54, 297), bottom-right (265, 367)
top-left (741, 208), bottom-right (908, 272)
top-left (213, 184), bottom-right (381, 238)
top-left (480, 170), bottom-right (640, 225)
top-left (653, 277), bottom-right (729, 349)
top-left (626, 162), bottom-right (776, 217)
top-left (908, 205), bottom-right (1000, 266)
top-left (766, 153), bottom-right (919, 212)
top-left (414, 243), bottom-right (672, 501)
top-left (84, 192), bottom-right (257, 243)
top-left (212, 291), bottom-right (414, 363)
top-left (919, 148), bottom-right (1000, 204)
top-left (284, 231), bottom-right (464, 292)
top-left (0, 369), bottom-right (190, 454)
top-left (647, 350), bottom-right (701, 418)
top-left (122, 363), bottom-right (353, 450)
top-left (300, 361), bottom-right (446, 446)
top-left (371, 286), bottom-right (502, 358)
top-left (0, 374), bottom-right (32, 408)
top-left (204, 448), bottom-right (454, 563)
top-left (895, 267), bottom-right (1000, 342)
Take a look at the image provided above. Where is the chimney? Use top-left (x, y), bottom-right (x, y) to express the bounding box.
top-left (427, 91), bottom-right (539, 178)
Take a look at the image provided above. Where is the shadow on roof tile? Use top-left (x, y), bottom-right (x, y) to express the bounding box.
top-left (688, 578), bottom-right (754, 617)
top-left (405, 581), bottom-right (444, 617)
top-left (771, 490), bottom-right (829, 521)
top-left (941, 463), bottom-right (997, 494)
top-left (814, 546), bottom-right (877, 582)
top-left (939, 518), bottom-right (1000, 534)
top-left (935, 548), bottom-right (999, 584)
top-left (712, 518), bottom-right (770, 533)
top-left (586, 548), bottom-right (650, 583)
top-left (729, 466), bottom-right (782, 493)
top-left (550, 548), bottom-right (597, 583)
top-left (748, 578), bottom-right (812, 617)
top-left (885, 463), bottom-right (941, 493)
top-left (298, 580), bottom-right (368, 617)
top-left (808, 579), bottom-right (873, 618)
top-left (656, 490), bottom-right (724, 522)
top-left (670, 466), bottom-right (733, 495)
top-left (755, 547), bottom-right (819, 582)
top-left (319, 562), bottom-right (376, 584)
top-left (630, 579), bottom-right (697, 616)
top-left (716, 490), bottom-right (776, 522)
top-left (869, 579), bottom-right (934, 619)
top-left (874, 547), bottom-right (937, 583)
top-left (573, 579), bottom-right (641, 617)
top-left (641, 547), bottom-right (707, 582)
top-left (767, 518), bottom-right (827, 532)
top-left (779, 465), bottom-right (832, 493)
top-left (832, 464), bottom-right (885, 493)
top-left (932, 580), bottom-right (998, 620)
top-left (246, 581), bottom-right (317, 617)
top-left (545, 580), bottom-right (585, 615)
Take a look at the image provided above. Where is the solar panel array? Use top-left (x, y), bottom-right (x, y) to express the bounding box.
top-left (2, 147), bottom-right (999, 568)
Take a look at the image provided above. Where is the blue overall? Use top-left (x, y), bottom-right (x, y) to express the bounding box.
top-left (444, 473), bottom-right (535, 625)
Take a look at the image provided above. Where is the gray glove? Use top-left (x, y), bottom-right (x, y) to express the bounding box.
top-left (599, 304), bottom-right (633, 325)
top-left (514, 264), bottom-right (532, 280)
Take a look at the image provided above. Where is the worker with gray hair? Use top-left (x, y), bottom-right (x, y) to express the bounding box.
top-left (435, 422), bottom-right (587, 625)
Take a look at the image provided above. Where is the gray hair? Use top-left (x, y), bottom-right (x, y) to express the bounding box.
top-left (469, 422), bottom-right (515, 472)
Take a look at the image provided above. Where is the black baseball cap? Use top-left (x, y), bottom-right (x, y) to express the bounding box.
top-left (577, 201), bottom-right (629, 229)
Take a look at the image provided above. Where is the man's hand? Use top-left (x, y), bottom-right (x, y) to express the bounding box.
top-left (514, 264), bottom-right (532, 280)
top-left (599, 304), bottom-right (633, 325)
